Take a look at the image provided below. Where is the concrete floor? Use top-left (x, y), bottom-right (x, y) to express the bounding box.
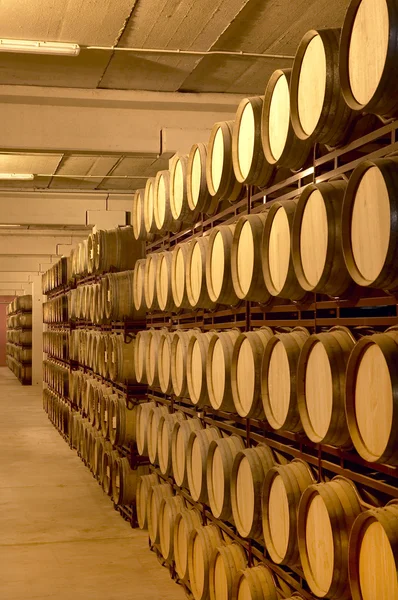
top-left (0, 367), bottom-right (186, 600)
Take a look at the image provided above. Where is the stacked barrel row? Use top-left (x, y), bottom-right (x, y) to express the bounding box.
top-left (6, 295), bottom-right (32, 385)
top-left (42, 256), bottom-right (70, 295)
top-left (133, 402), bottom-right (397, 600)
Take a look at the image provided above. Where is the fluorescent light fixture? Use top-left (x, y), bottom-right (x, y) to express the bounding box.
top-left (0, 39), bottom-right (80, 56)
top-left (0, 173), bottom-right (34, 180)
top-left (0, 224), bottom-right (21, 227)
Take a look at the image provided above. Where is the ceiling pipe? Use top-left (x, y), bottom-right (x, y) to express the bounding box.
top-left (83, 45), bottom-right (295, 60)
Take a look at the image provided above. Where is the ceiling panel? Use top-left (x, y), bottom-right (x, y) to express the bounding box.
top-left (49, 155), bottom-right (121, 189)
top-left (0, 153), bottom-right (62, 173)
top-left (0, 0), bottom-right (135, 45)
top-left (97, 155), bottom-right (170, 190)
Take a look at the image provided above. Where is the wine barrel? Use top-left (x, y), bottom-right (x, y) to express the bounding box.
top-left (206, 329), bottom-right (240, 412)
top-left (108, 334), bottom-right (136, 384)
top-left (262, 200), bottom-right (307, 300)
top-left (171, 417), bottom-right (203, 487)
top-left (341, 158), bottom-right (398, 291)
top-left (158, 331), bottom-right (173, 394)
top-left (187, 142), bottom-right (215, 217)
top-left (105, 270), bottom-right (145, 321)
top-left (262, 459), bottom-right (314, 566)
top-left (108, 396), bottom-right (137, 447)
top-left (134, 330), bottom-right (151, 384)
top-left (298, 477), bottom-right (362, 600)
top-left (231, 213), bottom-right (271, 303)
top-left (187, 237), bottom-right (216, 309)
top-left (144, 253), bottom-right (161, 311)
top-left (145, 328), bottom-right (164, 389)
top-left (290, 28), bottom-right (354, 146)
top-left (158, 495), bottom-right (186, 561)
top-left (170, 153), bottom-right (191, 222)
top-left (231, 328), bottom-right (273, 418)
top-left (345, 329), bottom-right (398, 465)
top-left (232, 96), bottom-right (274, 186)
top-left (187, 331), bottom-right (216, 408)
top-left (206, 435), bottom-right (245, 522)
top-left (158, 412), bottom-right (186, 477)
top-left (292, 181), bottom-right (353, 296)
top-left (232, 565), bottom-right (278, 600)
top-left (206, 224), bottom-right (239, 306)
top-left (154, 170), bottom-right (177, 233)
top-left (206, 121), bottom-right (243, 205)
top-left (262, 327), bottom-right (310, 432)
top-left (136, 401), bottom-right (156, 456)
top-left (147, 405), bottom-right (169, 465)
top-left (348, 501), bottom-right (398, 600)
top-left (231, 444), bottom-right (274, 540)
top-left (262, 68), bottom-right (311, 170)
top-left (112, 457), bottom-right (149, 506)
top-left (209, 542), bottom-right (248, 600)
top-left (297, 326), bottom-right (355, 446)
top-left (171, 329), bottom-right (195, 398)
top-left (339, 0), bottom-right (398, 117)
top-left (144, 176), bottom-right (157, 235)
top-left (132, 259), bottom-right (147, 312)
top-left (171, 242), bottom-right (191, 310)
top-left (132, 188), bottom-right (153, 241)
top-left (102, 448), bottom-right (119, 496)
top-left (136, 473), bottom-right (159, 529)
top-left (188, 524), bottom-right (224, 600)
top-left (147, 482), bottom-right (173, 545)
top-left (156, 251), bottom-right (175, 312)
top-left (187, 427), bottom-right (221, 503)
top-left (174, 508), bottom-right (203, 583)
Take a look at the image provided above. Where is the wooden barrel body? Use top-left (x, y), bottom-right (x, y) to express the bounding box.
top-left (134, 330), bottom-right (151, 384)
top-left (341, 158), bottom-right (398, 291)
top-left (158, 495), bottom-right (186, 561)
top-left (147, 482), bottom-right (173, 545)
top-left (112, 457), bottom-right (149, 506)
top-left (158, 412), bottom-right (186, 476)
top-left (348, 502), bottom-right (398, 600)
top-left (187, 237), bottom-right (216, 309)
top-left (298, 477), bottom-right (362, 600)
top-left (158, 331), bottom-right (174, 394)
top-left (133, 259), bottom-right (147, 312)
top-left (206, 121), bottom-right (243, 204)
top-left (109, 334), bottom-right (136, 384)
top-left (206, 435), bottom-right (245, 521)
top-left (144, 253), bottom-right (161, 311)
top-left (231, 444), bottom-right (274, 540)
top-left (339, 0), bottom-right (398, 117)
top-left (209, 542), bottom-right (248, 600)
top-left (171, 242), bottom-right (191, 309)
top-left (187, 142), bottom-right (214, 217)
top-left (136, 473), bottom-right (159, 529)
top-left (109, 397), bottom-right (136, 447)
top-left (231, 213), bottom-right (271, 303)
top-left (156, 251), bottom-right (175, 311)
top-left (187, 427), bottom-right (221, 503)
top-left (345, 329), bottom-right (398, 465)
top-left (145, 328), bottom-right (164, 388)
top-left (262, 459), bottom-right (314, 566)
top-left (262, 200), bottom-right (308, 301)
top-left (188, 524), bottom-right (224, 600)
top-left (154, 170), bottom-right (178, 233)
top-left (136, 401), bottom-right (156, 456)
top-left (147, 405), bottom-right (169, 465)
top-left (262, 68), bottom-right (311, 170)
top-left (171, 417), bottom-right (203, 487)
top-left (174, 508), bottom-right (202, 582)
top-left (206, 329), bottom-right (240, 412)
top-left (232, 96), bottom-right (274, 186)
top-left (144, 177), bottom-right (157, 235)
top-left (292, 181), bottom-right (353, 297)
top-left (297, 326), bottom-right (355, 446)
top-left (171, 329), bottom-right (195, 398)
top-left (231, 328), bottom-right (273, 418)
top-left (187, 331), bottom-right (217, 408)
top-left (232, 565), bottom-right (278, 600)
top-left (262, 328), bottom-right (310, 432)
top-left (206, 224), bottom-right (239, 306)
top-left (290, 28), bottom-right (354, 146)
top-left (170, 153), bottom-right (191, 223)
top-left (132, 188), bottom-right (153, 241)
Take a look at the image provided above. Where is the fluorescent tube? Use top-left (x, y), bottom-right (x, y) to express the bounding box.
top-left (0, 39), bottom-right (80, 56)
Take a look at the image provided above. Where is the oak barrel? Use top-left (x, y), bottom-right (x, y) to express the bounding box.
top-left (136, 401), bottom-right (156, 456)
top-left (188, 524), bottom-right (224, 600)
top-left (209, 542), bottom-right (248, 600)
top-left (132, 259), bottom-right (147, 312)
top-left (187, 142), bottom-right (214, 217)
top-left (206, 224), bottom-right (239, 306)
top-left (147, 405), bottom-right (169, 465)
top-left (158, 411), bottom-right (186, 476)
top-left (171, 329), bottom-right (196, 398)
top-left (136, 473), bottom-right (159, 529)
top-left (298, 477), bottom-right (362, 600)
top-left (261, 68), bottom-right (311, 170)
top-left (145, 328), bottom-right (164, 388)
top-left (158, 331), bottom-right (174, 394)
top-left (147, 482), bottom-right (174, 545)
top-left (187, 331), bottom-right (217, 408)
top-left (144, 176), bottom-right (157, 235)
top-left (171, 242), bottom-right (192, 310)
top-left (171, 417), bottom-right (203, 488)
top-left (134, 330), bottom-right (151, 384)
top-left (159, 495), bottom-right (186, 561)
top-left (174, 508), bottom-right (203, 583)
top-left (206, 121), bottom-right (243, 204)
top-left (187, 427), bottom-right (221, 503)
top-left (206, 329), bottom-right (240, 412)
top-left (111, 457), bottom-right (149, 506)
top-left (156, 251), bottom-right (175, 312)
top-left (144, 253), bottom-right (161, 311)
top-left (232, 565), bottom-right (278, 600)
top-left (170, 153), bottom-right (191, 222)
top-left (297, 326), bottom-right (355, 446)
top-left (232, 96), bottom-right (274, 186)
top-left (186, 237), bottom-right (216, 309)
top-left (154, 170), bottom-right (177, 233)
top-left (290, 29), bottom-right (354, 146)
top-left (132, 188), bottom-right (153, 241)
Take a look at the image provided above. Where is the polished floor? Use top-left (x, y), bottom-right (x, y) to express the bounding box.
top-left (0, 367), bottom-right (185, 600)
